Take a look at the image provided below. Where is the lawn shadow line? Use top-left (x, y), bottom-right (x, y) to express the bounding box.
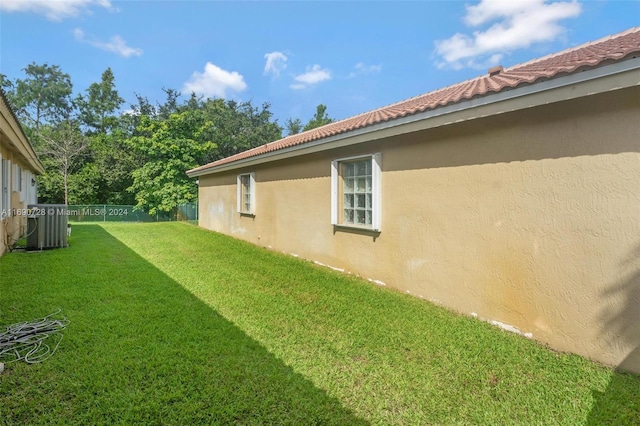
top-left (0, 224), bottom-right (368, 425)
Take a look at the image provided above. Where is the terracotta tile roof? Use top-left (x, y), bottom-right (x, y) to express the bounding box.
top-left (189, 27), bottom-right (640, 175)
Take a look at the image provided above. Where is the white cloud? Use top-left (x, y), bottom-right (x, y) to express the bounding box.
top-left (435, 0), bottom-right (581, 69)
top-left (73, 27), bottom-right (142, 58)
top-left (290, 64), bottom-right (331, 89)
top-left (264, 51), bottom-right (288, 77)
top-left (0, 0), bottom-right (115, 21)
top-left (182, 62), bottom-right (247, 99)
top-left (348, 62), bottom-right (382, 78)
top-left (355, 62), bottom-right (382, 73)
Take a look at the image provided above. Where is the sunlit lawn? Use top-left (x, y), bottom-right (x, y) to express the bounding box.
top-left (0, 222), bottom-right (638, 425)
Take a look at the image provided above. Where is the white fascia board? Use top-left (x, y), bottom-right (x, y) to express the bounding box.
top-left (188, 58), bottom-right (640, 178)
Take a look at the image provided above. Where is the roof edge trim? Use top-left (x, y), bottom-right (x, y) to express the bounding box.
top-left (0, 89), bottom-right (45, 174)
top-left (188, 57), bottom-right (640, 177)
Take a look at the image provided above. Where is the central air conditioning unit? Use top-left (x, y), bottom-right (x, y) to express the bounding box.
top-left (26, 204), bottom-right (69, 250)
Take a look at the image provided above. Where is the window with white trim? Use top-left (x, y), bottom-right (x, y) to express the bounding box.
top-left (30, 174), bottom-right (38, 204)
top-left (19, 168), bottom-right (26, 202)
top-left (1, 158), bottom-right (10, 218)
top-left (21, 169), bottom-right (36, 205)
top-left (331, 153), bottom-right (381, 231)
top-left (237, 172), bottom-right (255, 215)
top-left (13, 163), bottom-right (22, 193)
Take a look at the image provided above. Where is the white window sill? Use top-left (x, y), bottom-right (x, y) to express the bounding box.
top-left (333, 223), bottom-right (380, 233)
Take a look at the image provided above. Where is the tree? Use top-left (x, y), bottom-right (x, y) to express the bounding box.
top-left (126, 111), bottom-right (216, 214)
top-left (131, 93), bottom-right (157, 117)
top-left (87, 131), bottom-right (137, 204)
top-left (2, 63), bottom-right (90, 204)
top-left (76, 68), bottom-right (124, 134)
top-left (176, 97), bottom-right (281, 159)
top-left (11, 63), bottom-right (73, 130)
top-left (117, 94), bottom-right (158, 137)
top-left (125, 98), bottom-right (282, 214)
top-left (67, 163), bottom-right (102, 204)
top-left (200, 99), bottom-right (282, 160)
top-left (2, 62), bottom-right (287, 208)
top-left (0, 74), bottom-right (14, 94)
top-left (37, 120), bottom-right (88, 204)
top-left (157, 88), bottom-right (181, 119)
top-left (35, 167), bottom-right (65, 205)
top-left (0, 74), bottom-right (17, 115)
top-left (303, 104), bottom-right (333, 131)
top-left (285, 118), bottom-right (303, 136)
top-left (184, 92), bottom-right (203, 111)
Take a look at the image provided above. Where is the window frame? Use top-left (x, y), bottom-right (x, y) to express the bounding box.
top-left (19, 168), bottom-right (26, 202)
top-left (1, 157), bottom-right (10, 218)
top-left (13, 163), bottom-right (22, 193)
top-left (23, 169), bottom-right (32, 204)
top-left (331, 153), bottom-right (381, 232)
top-left (236, 172), bottom-right (256, 215)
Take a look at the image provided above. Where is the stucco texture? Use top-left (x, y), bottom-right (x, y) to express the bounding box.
top-left (0, 146), bottom-right (28, 255)
top-left (197, 87), bottom-right (640, 373)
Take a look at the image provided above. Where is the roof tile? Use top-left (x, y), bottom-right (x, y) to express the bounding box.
top-left (190, 27), bottom-right (640, 174)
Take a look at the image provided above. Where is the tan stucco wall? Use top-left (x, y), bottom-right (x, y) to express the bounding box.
top-left (1, 92), bottom-right (41, 256)
top-left (198, 87), bottom-right (640, 373)
top-left (0, 146), bottom-right (29, 256)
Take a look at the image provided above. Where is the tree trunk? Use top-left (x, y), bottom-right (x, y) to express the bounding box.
top-left (64, 172), bottom-right (68, 205)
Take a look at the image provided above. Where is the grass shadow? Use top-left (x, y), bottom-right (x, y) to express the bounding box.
top-left (586, 347), bottom-right (640, 425)
top-left (100, 222), bottom-right (640, 424)
top-left (0, 224), bottom-right (368, 425)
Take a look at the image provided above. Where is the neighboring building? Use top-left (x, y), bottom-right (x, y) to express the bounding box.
top-left (188, 28), bottom-right (640, 373)
top-left (0, 89), bottom-right (44, 256)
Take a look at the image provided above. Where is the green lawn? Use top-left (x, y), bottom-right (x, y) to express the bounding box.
top-left (0, 222), bottom-right (638, 425)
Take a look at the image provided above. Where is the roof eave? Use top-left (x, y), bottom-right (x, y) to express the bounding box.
top-left (0, 90), bottom-right (45, 175)
top-left (187, 57), bottom-right (640, 178)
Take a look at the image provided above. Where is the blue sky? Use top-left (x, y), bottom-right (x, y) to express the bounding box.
top-left (0, 1), bottom-right (638, 127)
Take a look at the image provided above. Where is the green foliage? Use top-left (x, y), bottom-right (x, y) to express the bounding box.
top-left (126, 112), bottom-right (216, 214)
top-left (67, 163), bottom-right (102, 205)
top-left (5, 62), bottom-right (283, 212)
top-left (37, 120), bottom-right (89, 204)
top-left (285, 117), bottom-right (303, 135)
top-left (75, 68), bottom-right (124, 134)
top-left (11, 62), bottom-right (73, 129)
top-left (196, 98), bottom-right (283, 160)
top-left (34, 166), bottom-right (64, 204)
top-left (157, 87), bottom-right (180, 119)
top-left (87, 132), bottom-right (137, 205)
top-left (126, 98), bottom-right (282, 214)
top-left (0, 74), bottom-right (14, 94)
top-left (303, 104), bottom-right (333, 131)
